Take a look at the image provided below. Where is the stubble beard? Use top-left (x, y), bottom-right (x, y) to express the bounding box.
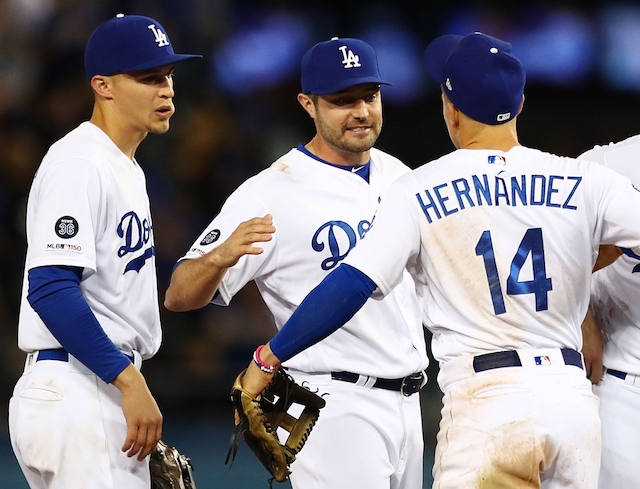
top-left (317, 117), bottom-right (382, 154)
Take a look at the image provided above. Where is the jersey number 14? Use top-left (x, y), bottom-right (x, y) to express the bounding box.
top-left (475, 227), bottom-right (553, 315)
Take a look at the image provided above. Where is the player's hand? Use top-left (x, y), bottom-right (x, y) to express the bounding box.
top-left (242, 361), bottom-right (276, 398)
top-left (164, 214), bottom-right (276, 312)
top-left (233, 361), bottom-right (275, 426)
top-left (112, 364), bottom-right (163, 461)
top-left (581, 308), bottom-right (603, 384)
top-left (593, 245), bottom-right (622, 272)
top-left (237, 343), bottom-right (281, 403)
top-left (208, 214), bottom-right (275, 269)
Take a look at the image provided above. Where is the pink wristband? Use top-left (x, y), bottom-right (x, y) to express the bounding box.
top-left (253, 344), bottom-right (279, 373)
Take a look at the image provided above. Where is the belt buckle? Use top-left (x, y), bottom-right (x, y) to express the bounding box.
top-left (401, 372), bottom-right (424, 397)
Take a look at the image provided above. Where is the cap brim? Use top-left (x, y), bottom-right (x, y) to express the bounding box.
top-left (118, 53), bottom-right (202, 74)
top-left (310, 76), bottom-right (392, 95)
top-left (424, 34), bottom-right (463, 84)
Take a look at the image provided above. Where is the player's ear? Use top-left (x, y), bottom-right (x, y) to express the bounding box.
top-left (90, 75), bottom-right (114, 100)
top-left (297, 93), bottom-right (316, 119)
top-left (444, 99), bottom-right (460, 128)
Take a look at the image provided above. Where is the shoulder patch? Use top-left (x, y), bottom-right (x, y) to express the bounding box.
top-left (200, 229), bottom-right (221, 246)
top-left (55, 216), bottom-right (79, 239)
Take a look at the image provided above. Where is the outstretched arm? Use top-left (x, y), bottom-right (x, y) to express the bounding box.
top-left (164, 215), bottom-right (275, 312)
top-left (239, 264), bottom-right (377, 396)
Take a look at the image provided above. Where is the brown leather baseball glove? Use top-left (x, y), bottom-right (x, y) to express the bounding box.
top-left (225, 368), bottom-right (326, 483)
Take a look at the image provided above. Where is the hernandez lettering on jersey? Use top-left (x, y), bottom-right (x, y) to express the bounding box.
top-left (416, 173), bottom-right (582, 223)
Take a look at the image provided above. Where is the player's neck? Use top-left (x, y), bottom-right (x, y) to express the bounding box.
top-left (456, 120), bottom-right (520, 152)
top-left (306, 137), bottom-right (370, 167)
top-left (90, 109), bottom-right (146, 161)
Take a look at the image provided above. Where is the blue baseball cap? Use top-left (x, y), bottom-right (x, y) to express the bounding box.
top-left (84, 13), bottom-right (202, 80)
top-left (301, 37), bottom-right (391, 95)
top-left (424, 32), bottom-right (525, 125)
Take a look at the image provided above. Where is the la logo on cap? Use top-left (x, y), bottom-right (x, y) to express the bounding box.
top-left (339, 46), bottom-right (361, 68)
top-left (337, 43), bottom-right (361, 68)
top-left (148, 24), bottom-right (169, 47)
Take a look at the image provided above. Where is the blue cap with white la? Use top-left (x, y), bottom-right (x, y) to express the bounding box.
top-left (424, 32), bottom-right (525, 125)
top-left (301, 37), bottom-right (392, 95)
top-left (84, 13), bottom-right (202, 80)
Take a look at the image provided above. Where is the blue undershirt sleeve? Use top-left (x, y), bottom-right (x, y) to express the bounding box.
top-left (269, 264), bottom-right (377, 362)
top-left (27, 266), bottom-right (131, 383)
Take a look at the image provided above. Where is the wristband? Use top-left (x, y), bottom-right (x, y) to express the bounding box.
top-left (253, 344), bottom-right (279, 373)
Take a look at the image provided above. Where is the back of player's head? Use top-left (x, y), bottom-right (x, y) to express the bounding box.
top-left (84, 13), bottom-right (202, 80)
top-left (424, 32), bottom-right (525, 125)
top-left (301, 37), bottom-right (392, 95)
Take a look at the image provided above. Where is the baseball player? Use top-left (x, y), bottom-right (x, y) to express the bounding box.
top-left (8, 14), bottom-right (200, 489)
top-left (241, 32), bottom-right (640, 489)
top-left (165, 38), bottom-right (429, 489)
top-left (579, 136), bottom-right (640, 489)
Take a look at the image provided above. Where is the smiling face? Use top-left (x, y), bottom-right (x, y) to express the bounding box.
top-left (298, 83), bottom-right (383, 165)
top-left (108, 65), bottom-right (176, 135)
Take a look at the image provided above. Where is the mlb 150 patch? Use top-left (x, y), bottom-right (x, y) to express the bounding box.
top-left (46, 243), bottom-right (82, 253)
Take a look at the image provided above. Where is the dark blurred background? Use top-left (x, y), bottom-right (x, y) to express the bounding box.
top-left (2, 0), bottom-right (640, 487)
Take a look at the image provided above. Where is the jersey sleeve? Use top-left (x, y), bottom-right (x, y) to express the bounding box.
top-left (181, 182), bottom-right (277, 306)
top-left (578, 146), bottom-right (605, 165)
top-left (345, 175), bottom-right (422, 299)
top-left (580, 142), bottom-right (640, 188)
top-left (26, 159), bottom-right (101, 273)
top-left (592, 164), bottom-right (640, 255)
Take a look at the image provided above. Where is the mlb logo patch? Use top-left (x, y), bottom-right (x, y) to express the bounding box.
top-left (535, 355), bottom-right (552, 366)
top-left (488, 155), bottom-right (506, 165)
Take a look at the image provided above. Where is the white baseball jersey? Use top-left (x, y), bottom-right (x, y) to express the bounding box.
top-left (341, 144), bottom-right (640, 488)
top-left (580, 136), bottom-right (640, 489)
top-left (344, 145), bottom-right (640, 364)
top-left (17, 121), bottom-right (161, 359)
top-left (591, 254), bottom-right (640, 375)
top-left (181, 147), bottom-right (427, 378)
top-left (581, 135), bottom-right (640, 375)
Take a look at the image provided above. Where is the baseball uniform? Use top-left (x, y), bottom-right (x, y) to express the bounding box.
top-left (256, 32), bottom-right (638, 489)
top-left (339, 145), bottom-right (640, 488)
top-left (9, 122), bottom-right (161, 488)
top-left (179, 145), bottom-right (428, 489)
top-left (8, 13), bottom-right (200, 489)
top-left (580, 135), bottom-right (640, 489)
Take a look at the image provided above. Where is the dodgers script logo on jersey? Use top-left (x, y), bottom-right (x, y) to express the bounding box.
top-left (117, 210), bottom-right (155, 273)
top-left (312, 219), bottom-right (372, 270)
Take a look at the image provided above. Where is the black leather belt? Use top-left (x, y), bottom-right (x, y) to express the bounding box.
top-left (331, 371), bottom-right (425, 397)
top-left (473, 349), bottom-right (583, 373)
top-left (36, 348), bottom-right (133, 363)
top-left (606, 368), bottom-right (628, 380)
